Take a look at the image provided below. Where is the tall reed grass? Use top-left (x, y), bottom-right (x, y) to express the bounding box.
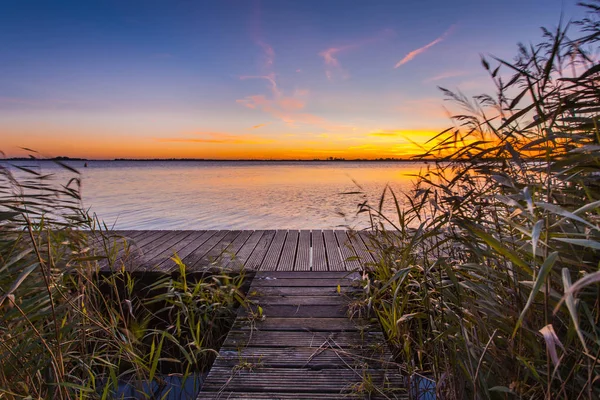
top-left (0, 161), bottom-right (247, 399)
top-left (360, 2), bottom-right (600, 398)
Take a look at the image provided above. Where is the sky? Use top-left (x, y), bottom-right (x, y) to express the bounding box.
top-left (0, 0), bottom-right (583, 159)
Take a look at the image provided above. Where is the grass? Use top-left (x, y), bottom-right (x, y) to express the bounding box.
top-left (0, 161), bottom-right (248, 399)
top-left (357, 2), bottom-right (600, 399)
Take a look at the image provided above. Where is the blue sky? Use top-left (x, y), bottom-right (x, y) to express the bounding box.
top-left (0, 0), bottom-right (583, 158)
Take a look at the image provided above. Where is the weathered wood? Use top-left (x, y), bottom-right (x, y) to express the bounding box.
top-left (224, 330), bottom-right (385, 348)
top-left (248, 295), bottom-right (348, 306)
top-left (240, 304), bottom-right (348, 318)
top-left (294, 230), bottom-right (311, 271)
top-left (180, 230), bottom-right (228, 269)
top-left (99, 230), bottom-right (168, 270)
top-left (335, 230), bottom-right (362, 271)
top-left (323, 230), bottom-right (344, 271)
top-left (153, 230), bottom-right (216, 272)
top-left (222, 230), bottom-right (264, 269)
top-left (277, 230), bottom-right (298, 271)
top-left (201, 367), bottom-right (404, 393)
top-left (213, 346), bottom-right (396, 369)
top-left (200, 393), bottom-right (384, 399)
top-left (311, 230), bottom-right (328, 271)
top-left (213, 230), bottom-right (253, 268)
top-left (256, 271), bottom-right (361, 279)
top-left (348, 230), bottom-right (376, 266)
top-left (232, 317), bottom-right (372, 332)
top-left (248, 286), bottom-right (360, 297)
top-left (123, 231), bottom-right (180, 267)
top-left (190, 230), bottom-right (241, 269)
top-left (259, 230), bottom-right (286, 271)
top-left (130, 230), bottom-right (194, 271)
top-left (244, 230), bottom-right (276, 270)
top-left (251, 278), bottom-right (358, 287)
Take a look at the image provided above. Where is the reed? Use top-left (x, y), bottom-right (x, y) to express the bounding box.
top-left (359, 2), bottom-right (600, 398)
top-left (0, 161), bottom-right (247, 399)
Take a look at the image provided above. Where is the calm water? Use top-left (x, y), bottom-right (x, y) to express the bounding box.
top-left (7, 161), bottom-right (429, 230)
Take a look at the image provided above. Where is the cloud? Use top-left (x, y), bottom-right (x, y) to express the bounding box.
top-left (319, 45), bottom-right (353, 81)
top-left (157, 132), bottom-right (273, 145)
top-left (251, 123), bottom-right (269, 129)
top-left (423, 70), bottom-right (469, 83)
top-left (258, 41), bottom-right (274, 68)
top-left (240, 73), bottom-right (280, 96)
top-left (320, 29), bottom-right (395, 81)
top-left (394, 25), bottom-right (456, 68)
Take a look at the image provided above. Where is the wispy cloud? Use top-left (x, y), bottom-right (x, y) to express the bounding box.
top-left (394, 25), bottom-right (456, 68)
top-left (423, 70), bottom-right (469, 83)
top-left (157, 132), bottom-right (273, 145)
top-left (320, 29), bottom-right (395, 81)
top-left (251, 123), bottom-right (270, 129)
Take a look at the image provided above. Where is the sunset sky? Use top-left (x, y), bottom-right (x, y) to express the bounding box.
top-left (0, 0), bottom-right (580, 159)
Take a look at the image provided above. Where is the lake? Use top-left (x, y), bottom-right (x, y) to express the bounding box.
top-left (6, 160), bottom-right (429, 230)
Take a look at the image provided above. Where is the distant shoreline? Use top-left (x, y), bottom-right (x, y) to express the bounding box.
top-left (5, 157), bottom-right (431, 163)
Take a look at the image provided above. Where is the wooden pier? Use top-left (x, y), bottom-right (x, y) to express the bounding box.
top-left (199, 271), bottom-right (406, 399)
top-left (95, 230), bottom-right (378, 272)
top-left (93, 230), bottom-right (406, 398)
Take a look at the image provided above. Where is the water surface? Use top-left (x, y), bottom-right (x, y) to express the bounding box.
top-left (7, 161), bottom-right (428, 229)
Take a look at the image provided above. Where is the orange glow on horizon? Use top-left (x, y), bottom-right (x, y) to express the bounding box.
top-left (2, 127), bottom-right (445, 160)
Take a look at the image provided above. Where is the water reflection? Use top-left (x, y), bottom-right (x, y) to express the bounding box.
top-left (7, 161), bottom-right (429, 230)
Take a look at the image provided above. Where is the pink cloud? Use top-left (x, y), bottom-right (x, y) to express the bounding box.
top-left (320, 29), bottom-right (395, 80)
top-left (394, 25), bottom-right (456, 68)
top-left (423, 70), bottom-right (469, 83)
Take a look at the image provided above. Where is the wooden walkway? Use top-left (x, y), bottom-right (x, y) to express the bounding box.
top-left (199, 271), bottom-right (406, 399)
top-left (93, 230), bottom-right (378, 272)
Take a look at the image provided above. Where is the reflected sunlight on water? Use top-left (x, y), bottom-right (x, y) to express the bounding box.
top-left (7, 161), bottom-right (431, 229)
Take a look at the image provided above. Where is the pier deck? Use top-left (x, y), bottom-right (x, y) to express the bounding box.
top-left (92, 230), bottom-right (406, 398)
top-left (199, 271), bottom-right (406, 399)
top-left (94, 230), bottom-right (378, 272)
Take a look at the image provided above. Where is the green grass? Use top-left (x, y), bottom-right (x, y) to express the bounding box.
top-left (0, 162), bottom-right (248, 399)
top-left (358, 2), bottom-right (600, 399)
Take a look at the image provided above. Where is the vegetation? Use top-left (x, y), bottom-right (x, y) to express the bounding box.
top-left (359, 2), bottom-right (600, 398)
top-left (0, 162), bottom-right (247, 399)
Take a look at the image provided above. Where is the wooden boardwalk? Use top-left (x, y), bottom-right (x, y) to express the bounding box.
top-left (199, 271), bottom-right (406, 399)
top-left (93, 230), bottom-right (378, 272)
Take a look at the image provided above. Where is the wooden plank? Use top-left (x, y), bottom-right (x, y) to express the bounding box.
top-left (189, 230), bottom-right (241, 269)
top-left (99, 230), bottom-right (168, 270)
top-left (154, 230), bottom-right (216, 272)
top-left (249, 296), bottom-right (348, 306)
top-left (180, 230), bottom-right (229, 270)
top-left (335, 230), bottom-right (362, 271)
top-left (294, 230), bottom-right (311, 271)
top-left (224, 330), bottom-right (385, 348)
top-left (251, 278), bottom-right (359, 287)
top-left (213, 230), bottom-right (253, 269)
top-left (249, 286), bottom-right (360, 297)
top-left (201, 367), bottom-right (404, 393)
top-left (255, 271), bottom-right (360, 279)
top-left (128, 231), bottom-right (181, 271)
top-left (244, 230), bottom-right (276, 270)
top-left (232, 317), bottom-right (370, 332)
top-left (323, 230), bottom-right (344, 271)
top-left (312, 230), bottom-right (328, 271)
top-left (259, 230), bottom-right (287, 271)
top-left (277, 230), bottom-right (298, 271)
top-left (348, 231), bottom-right (376, 267)
top-left (221, 230), bottom-right (262, 269)
top-left (240, 304), bottom-right (348, 318)
top-left (135, 230), bottom-right (199, 270)
top-left (200, 393), bottom-right (376, 399)
top-left (200, 393), bottom-right (379, 399)
top-left (213, 346), bottom-right (396, 369)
